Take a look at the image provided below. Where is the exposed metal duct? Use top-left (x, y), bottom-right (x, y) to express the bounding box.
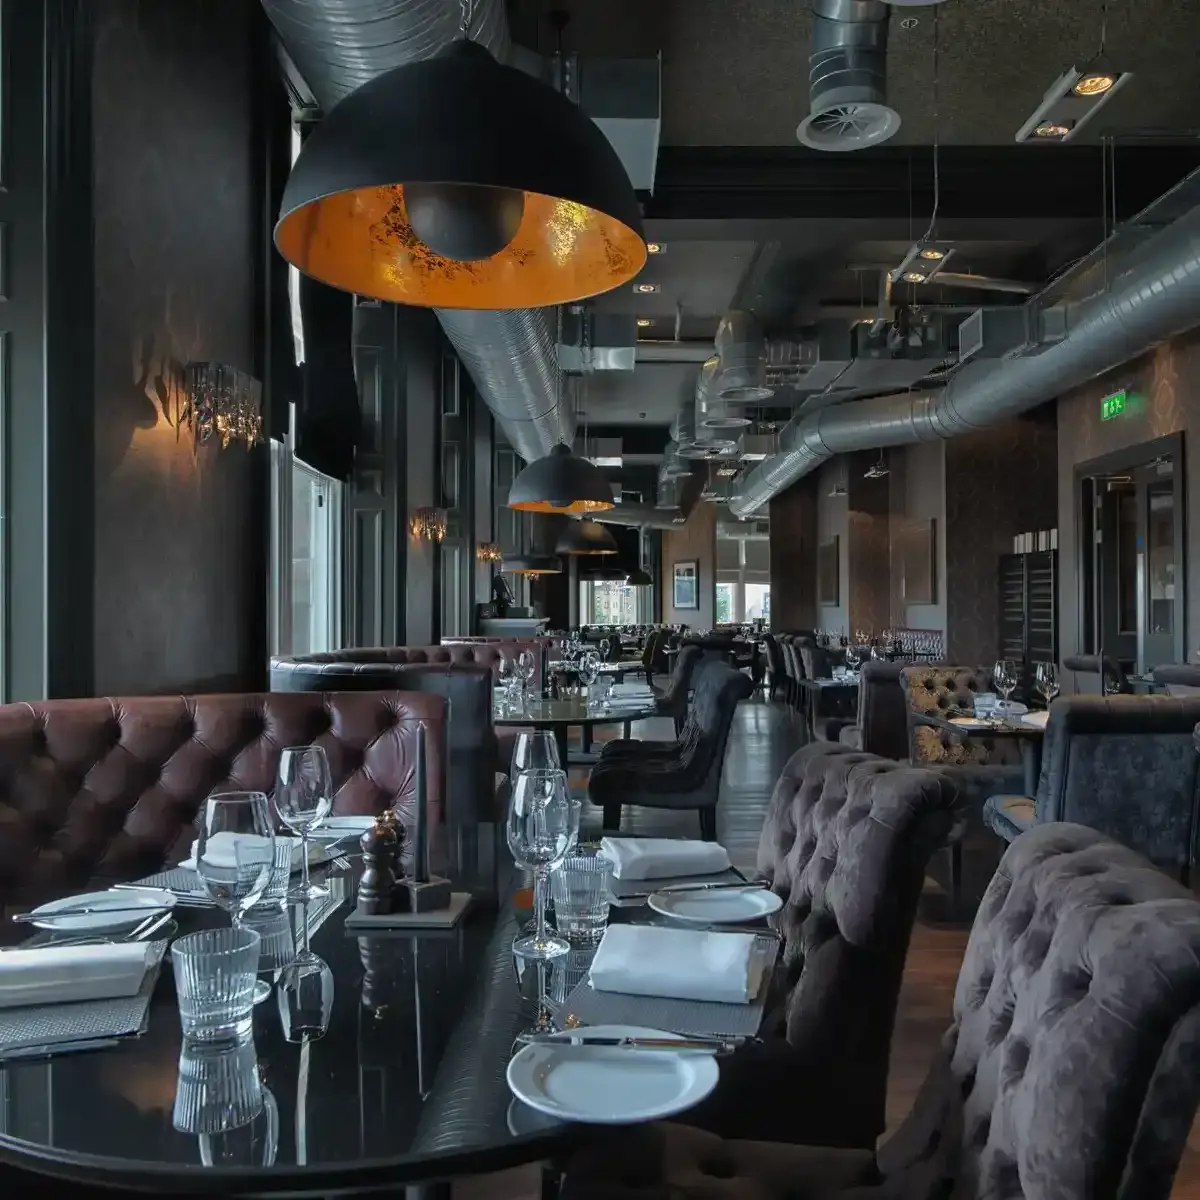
top-left (695, 356), bottom-right (752, 433)
top-left (262, 0), bottom-right (570, 463)
top-left (730, 197), bottom-right (1200, 516)
top-left (713, 311), bottom-right (774, 402)
top-left (796, 0), bottom-right (900, 152)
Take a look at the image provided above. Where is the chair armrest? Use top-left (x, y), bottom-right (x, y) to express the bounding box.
top-left (910, 711), bottom-right (969, 742)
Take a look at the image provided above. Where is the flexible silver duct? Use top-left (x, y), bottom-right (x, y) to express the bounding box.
top-left (713, 311), bottom-right (774, 402)
top-left (730, 198), bottom-right (1200, 516)
top-left (263, 0), bottom-right (572, 464)
top-left (594, 503), bottom-right (687, 530)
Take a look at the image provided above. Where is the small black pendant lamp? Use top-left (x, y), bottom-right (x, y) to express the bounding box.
top-left (500, 554), bottom-right (562, 576)
top-left (556, 519), bottom-right (618, 556)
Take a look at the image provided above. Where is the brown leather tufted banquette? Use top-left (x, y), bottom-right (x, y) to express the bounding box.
top-left (271, 642), bottom-right (548, 686)
top-left (0, 691), bottom-right (445, 921)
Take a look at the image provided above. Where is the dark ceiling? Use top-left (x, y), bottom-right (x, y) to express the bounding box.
top-left (512, 0), bottom-right (1200, 147)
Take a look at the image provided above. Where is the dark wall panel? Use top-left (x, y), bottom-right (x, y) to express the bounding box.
top-left (769, 474), bottom-right (817, 631)
top-left (91, 0), bottom-right (260, 693)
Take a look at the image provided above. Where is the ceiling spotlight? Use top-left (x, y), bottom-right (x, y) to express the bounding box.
top-left (889, 240), bottom-right (953, 285)
top-left (634, 282), bottom-right (659, 294)
top-left (1073, 73), bottom-right (1115, 96)
top-left (646, 242), bottom-right (665, 254)
top-left (637, 318), bottom-right (652, 328)
top-left (1016, 65), bottom-right (1130, 144)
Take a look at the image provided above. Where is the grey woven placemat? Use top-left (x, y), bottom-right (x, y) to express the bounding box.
top-left (556, 933), bottom-right (775, 1037)
top-left (122, 867), bottom-right (209, 898)
top-left (0, 940), bottom-right (168, 1052)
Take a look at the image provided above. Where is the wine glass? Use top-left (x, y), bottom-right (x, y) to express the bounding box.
top-left (275, 746), bottom-right (333, 901)
top-left (511, 729), bottom-right (561, 774)
top-left (1035, 662), bottom-right (1060, 707)
top-left (599, 636), bottom-right (611, 662)
top-left (993, 659), bottom-right (1019, 712)
top-left (517, 649), bottom-right (536, 694)
top-left (579, 650), bottom-right (600, 689)
top-left (278, 900), bottom-right (333, 1043)
top-left (195, 792), bottom-right (277, 1005)
top-left (507, 770), bottom-right (579, 961)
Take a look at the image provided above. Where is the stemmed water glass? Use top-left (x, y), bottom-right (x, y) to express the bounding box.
top-left (517, 649), bottom-right (536, 696)
top-left (194, 792), bottom-right (277, 1005)
top-left (993, 659), bottom-right (1019, 713)
top-left (277, 898), bottom-right (334, 1043)
top-left (1035, 661), bottom-right (1060, 707)
top-left (511, 728), bottom-right (561, 774)
top-left (275, 746), bottom-right (333, 902)
top-left (599, 637), bottom-right (611, 662)
top-left (507, 769), bottom-right (579, 961)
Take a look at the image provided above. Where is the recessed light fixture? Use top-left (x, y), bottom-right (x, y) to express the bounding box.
top-left (1073, 73), bottom-right (1115, 96)
top-left (1016, 65), bottom-right (1130, 144)
top-left (889, 240), bottom-right (954, 285)
top-left (637, 318), bottom-right (652, 328)
top-left (715, 466), bottom-right (739, 478)
top-left (646, 242), bottom-right (665, 254)
top-left (633, 282), bottom-right (659, 294)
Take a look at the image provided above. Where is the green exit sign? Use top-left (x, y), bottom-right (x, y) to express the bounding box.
top-left (1101, 390), bottom-right (1127, 421)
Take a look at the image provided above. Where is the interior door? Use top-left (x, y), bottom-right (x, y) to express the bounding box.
top-left (1096, 478), bottom-right (1138, 674)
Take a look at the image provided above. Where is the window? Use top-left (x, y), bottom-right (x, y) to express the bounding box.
top-left (745, 583), bottom-right (771, 621)
top-left (580, 580), bottom-right (641, 626)
top-left (715, 582), bottom-right (735, 624)
top-left (270, 413), bottom-right (344, 655)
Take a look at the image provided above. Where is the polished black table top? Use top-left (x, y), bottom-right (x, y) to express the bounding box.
top-left (0, 858), bottom-right (583, 1193)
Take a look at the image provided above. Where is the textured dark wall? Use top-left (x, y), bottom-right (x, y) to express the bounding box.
top-left (768, 473), bottom-right (817, 631)
top-left (846, 451), bottom-right (891, 638)
top-left (888, 440), bottom-right (947, 634)
top-left (92, 0), bottom-right (259, 693)
top-left (661, 502), bottom-right (716, 628)
top-left (944, 412), bottom-right (1058, 666)
top-left (1057, 328), bottom-right (1200, 660)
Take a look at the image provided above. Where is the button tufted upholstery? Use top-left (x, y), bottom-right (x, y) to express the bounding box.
top-left (900, 664), bottom-right (1023, 770)
top-left (269, 661), bottom-right (499, 826)
top-left (982, 695), bottom-right (1200, 874)
top-left (696, 741), bottom-right (967, 1148)
top-left (0, 692), bottom-right (446, 923)
top-left (564, 823), bottom-right (1200, 1199)
top-left (271, 641), bottom-right (548, 686)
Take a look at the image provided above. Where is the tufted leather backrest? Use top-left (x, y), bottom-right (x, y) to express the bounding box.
top-left (1034, 694), bottom-right (1200, 869)
top-left (900, 664), bottom-right (1021, 768)
top-left (268, 662), bottom-right (497, 827)
top-left (877, 822), bottom-right (1200, 1199)
top-left (272, 641), bottom-right (547, 685)
top-left (0, 692), bottom-right (446, 919)
top-left (754, 741), bottom-right (968, 1145)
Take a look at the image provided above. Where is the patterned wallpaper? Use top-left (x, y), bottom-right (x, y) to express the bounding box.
top-left (944, 413), bottom-right (1059, 666)
top-left (1057, 328), bottom-right (1200, 659)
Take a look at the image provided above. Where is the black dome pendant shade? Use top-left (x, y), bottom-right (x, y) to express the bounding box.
top-left (626, 567), bottom-right (653, 586)
top-left (275, 40), bottom-right (647, 309)
top-left (508, 444), bottom-right (616, 514)
top-left (555, 519), bottom-right (618, 555)
top-left (501, 554), bottom-right (562, 576)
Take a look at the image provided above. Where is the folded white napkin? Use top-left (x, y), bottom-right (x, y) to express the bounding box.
top-left (0, 942), bottom-right (151, 1010)
top-left (1022, 710), bottom-right (1050, 728)
top-left (599, 838), bottom-right (731, 881)
top-left (589, 925), bottom-right (764, 1004)
top-left (611, 682), bottom-right (655, 698)
top-left (181, 831), bottom-right (307, 871)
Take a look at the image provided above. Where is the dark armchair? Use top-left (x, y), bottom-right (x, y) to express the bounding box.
top-left (835, 661), bottom-right (909, 759)
top-left (588, 662), bottom-right (752, 839)
top-left (652, 643), bottom-right (705, 736)
top-left (1064, 651), bottom-right (1130, 695)
top-left (564, 824), bottom-right (1200, 1200)
top-left (983, 694), bottom-right (1200, 881)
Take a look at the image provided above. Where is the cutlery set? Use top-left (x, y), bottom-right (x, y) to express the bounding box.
top-left (516, 1031), bottom-right (743, 1055)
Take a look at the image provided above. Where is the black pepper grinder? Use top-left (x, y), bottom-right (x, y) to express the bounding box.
top-left (357, 814), bottom-right (398, 915)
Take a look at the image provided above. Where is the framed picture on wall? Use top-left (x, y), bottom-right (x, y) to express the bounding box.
top-left (818, 537), bottom-right (839, 607)
top-left (673, 560), bottom-right (699, 609)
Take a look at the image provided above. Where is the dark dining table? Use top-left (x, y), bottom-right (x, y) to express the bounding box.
top-left (0, 854), bottom-right (592, 1198)
top-left (921, 709), bottom-right (1047, 795)
top-left (493, 693), bottom-right (658, 769)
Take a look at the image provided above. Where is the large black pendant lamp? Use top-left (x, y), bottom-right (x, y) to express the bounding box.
top-left (508, 444), bottom-right (615, 515)
top-left (626, 567), bottom-right (653, 586)
top-left (274, 39), bottom-right (646, 309)
top-left (556, 519), bottom-right (618, 556)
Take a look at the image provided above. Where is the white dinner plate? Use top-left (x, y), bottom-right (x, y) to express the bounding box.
top-left (29, 888), bottom-right (176, 933)
top-left (506, 1025), bottom-right (719, 1124)
top-left (312, 815), bottom-right (377, 841)
top-left (647, 886), bottom-right (782, 926)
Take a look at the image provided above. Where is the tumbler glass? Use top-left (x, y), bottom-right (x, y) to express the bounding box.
top-left (549, 846), bottom-right (614, 943)
top-left (172, 927), bottom-right (262, 1044)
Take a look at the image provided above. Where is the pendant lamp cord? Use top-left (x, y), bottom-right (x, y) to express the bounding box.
top-left (459, 0), bottom-right (474, 37)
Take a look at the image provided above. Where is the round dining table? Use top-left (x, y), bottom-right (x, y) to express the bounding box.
top-left (493, 693), bottom-right (658, 770)
top-left (0, 858), bottom-right (587, 1198)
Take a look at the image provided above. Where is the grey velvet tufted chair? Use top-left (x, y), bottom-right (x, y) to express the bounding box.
top-left (680, 742), bottom-right (967, 1149)
top-left (563, 823), bottom-right (1200, 1200)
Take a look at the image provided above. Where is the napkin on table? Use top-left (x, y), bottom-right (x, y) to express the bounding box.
top-left (0, 942), bottom-right (152, 1010)
top-left (589, 924), bottom-right (764, 1005)
top-left (181, 831), bottom-right (310, 872)
top-left (599, 837), bottom-right (731, 881)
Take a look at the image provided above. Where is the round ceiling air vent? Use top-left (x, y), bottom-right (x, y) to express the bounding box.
top-left (719, 383), bottom-right (776, 403)
top-left (797, 102), bottom-right (902, 152)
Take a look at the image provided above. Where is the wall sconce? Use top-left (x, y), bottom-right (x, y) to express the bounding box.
top-left (410, 506), bottom-right (448, 542)
top-left (476, 542), bottom-right (502, 563)
top-left (183, 362), bottom-right (263, 449)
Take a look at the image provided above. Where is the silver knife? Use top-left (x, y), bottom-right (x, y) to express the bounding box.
top-left (516, 1033), bottom-right (735, 1053)
top-left (619, 879), bottom-right (768, 900)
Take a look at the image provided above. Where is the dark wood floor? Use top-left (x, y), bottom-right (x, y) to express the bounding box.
top-left (464, 700), bottom-right (1200, 1198)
